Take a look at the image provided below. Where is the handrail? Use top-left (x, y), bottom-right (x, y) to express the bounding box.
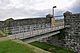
top-left (7, 25), bottom-right (67, 39)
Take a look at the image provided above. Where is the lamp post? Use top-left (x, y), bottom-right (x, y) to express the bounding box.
top-left (51, 6), bottom-right (56, 27)
top-left (53, 6), bottom-right (56, 18)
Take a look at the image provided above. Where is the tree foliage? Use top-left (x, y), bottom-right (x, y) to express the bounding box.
top-left (46, 14), bottom-right (53, 18)
top-left (4, 18), bottom-right (14, 27)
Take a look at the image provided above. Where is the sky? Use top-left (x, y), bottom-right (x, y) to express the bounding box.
top-left (0, 0), bottom-right (80, 20)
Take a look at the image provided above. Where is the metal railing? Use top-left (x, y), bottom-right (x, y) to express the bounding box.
top-left (7, 26), bottom-right (66, 39)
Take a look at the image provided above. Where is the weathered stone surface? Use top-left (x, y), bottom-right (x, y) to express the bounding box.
top-left (0, 15), bottom-right (54, 35)
top-left (64, 11), bottom-right (80, 52)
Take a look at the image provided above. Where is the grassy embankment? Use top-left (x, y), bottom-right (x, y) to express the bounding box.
top-left (30, 41), bottom-right (77, 53)
top-left (0, 39), bottom-right (50, 53)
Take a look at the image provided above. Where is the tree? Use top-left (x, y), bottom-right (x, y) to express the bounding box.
top-left (4, 18), bottom-right (14, 35)
top-left (46, 14), bottom-right (53, 18)
top-left (5, 18), bottom-right (14, 27)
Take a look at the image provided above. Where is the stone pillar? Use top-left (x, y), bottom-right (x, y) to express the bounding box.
top-left (51, 16), bottom-right (55, 27)
top-left (64, 11), bottom-right (80, 52)
top-left (46, 14), bottom-right (55, 28)
top-left (64, 11), bottom-right (72, 27)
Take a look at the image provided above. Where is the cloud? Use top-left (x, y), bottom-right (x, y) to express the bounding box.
top-left (0, 0), bottom-right (79, 20)
top-left (69, 0), bottom-right (80, 13)
top-left (0, 0), bottom-right (52, 20)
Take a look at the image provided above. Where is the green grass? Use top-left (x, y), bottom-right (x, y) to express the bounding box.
top-left (30, 41), bottom-right (77, 53)
top-left (0, 40), bottom-right (50, 53)
top-left (0, 30), bottom-right (6, 37)
top-left (55, 19), bottom-right (64, 26)
top-left (0, 28), bottom-right (12, 37)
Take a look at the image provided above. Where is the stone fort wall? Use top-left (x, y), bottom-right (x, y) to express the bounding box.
top-left (64, 11), bottom-right (80, 52)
